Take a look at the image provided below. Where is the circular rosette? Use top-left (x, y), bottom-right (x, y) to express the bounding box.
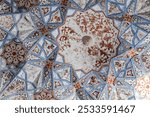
top-left (57, 9), bottom-right (119, 73)
top-left (1, 41), bottom-right (27, 67)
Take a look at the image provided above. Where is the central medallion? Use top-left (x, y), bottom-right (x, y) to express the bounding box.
top-left (57, 9), bottom-right (119, 73)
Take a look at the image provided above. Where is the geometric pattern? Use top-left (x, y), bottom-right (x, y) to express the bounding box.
top-left (0, 0), bottom-right (150, 100)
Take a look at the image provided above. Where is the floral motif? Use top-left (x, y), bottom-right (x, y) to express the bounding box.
top-left (1, 79), bottom-right (25, 99)
top-left (33, 89), bottom-right (54, 100)
top-left (122, 13), bottom-right (134, 23)
top-left (141, 49), bottom-right (150, 70)
top-left (135, 75), bottom-right (150, 99)
top-left (44, 59), bottom-right (54, 70)
top-left (0, 15), bottom-right (14, 30)
top-left (14, 0), bottom-right (39, 10)
top-left (0, 0), bottom-right (150, 100)
top-left (107, 75), bottom-right (116, 85)
top-left (0, 29), bottom-right (7, 41)
top-left (12, 94), bottom-right (27, 100)
top-left (1, 41), bottom-right (27, 66)
top-left (7, 80), bottom-right (25, 92)
top-left (127, 49), bottom-right (137, 58)
top-left (57, 10), bottom-right (119, 72)
top-left (0, 70), bottom-right (13, 82)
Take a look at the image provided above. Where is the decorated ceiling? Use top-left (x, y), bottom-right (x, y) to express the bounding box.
top-left (0, 0), bottom-right (150, 100)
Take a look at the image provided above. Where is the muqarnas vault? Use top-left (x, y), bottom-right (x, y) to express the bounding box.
top-left (0, 0), bottom-right (150, 100)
